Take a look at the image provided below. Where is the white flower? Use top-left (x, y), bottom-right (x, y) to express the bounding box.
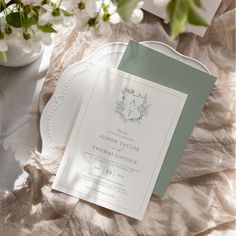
top-left (60, 0), bottom-right (78, 13)
top-left (4, 26), bottom-right (50, 53)
top-left (40, 12), bottom-right (64, 25)
top-left (73, 0), bottom-right (99, 30)
top-left (130, 8), bottom-right (143, 24)
top-left (4, 28), bottom-right (31, 53)
top-left (100, 0), bottom-right (121, 24)
top-left (74, 10), bottom-right (90, 31)
top-left (30, 25), bottom-right (53, 45)
top-left (38, 11), bottom-right (64, 25)
top-left (38, 3), bottom-right (64, 25)
top-left (38, 12), bottom-right (51, 25)
top-left (0, 0), bottom-right (145, 55)
top-left (109, 12), bottom-right (121, 24)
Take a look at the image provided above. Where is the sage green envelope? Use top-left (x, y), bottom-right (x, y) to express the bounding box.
top-left (118, 41), bottom-right (216, 197)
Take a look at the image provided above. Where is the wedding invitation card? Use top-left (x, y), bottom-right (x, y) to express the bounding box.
top-left (118, 41), bottom-right (217, 197)
top-left (53, 66), bottom-right (187, 220)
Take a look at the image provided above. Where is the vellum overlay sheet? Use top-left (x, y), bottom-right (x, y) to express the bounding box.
top-left (52, 66), bottom-right (187, 220)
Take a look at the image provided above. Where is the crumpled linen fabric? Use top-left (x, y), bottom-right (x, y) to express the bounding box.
top-left (0, 0), bottom-right (235, 235)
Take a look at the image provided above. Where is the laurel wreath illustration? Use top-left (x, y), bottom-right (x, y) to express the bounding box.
top-left (115, 87), bottom-right (150, 123)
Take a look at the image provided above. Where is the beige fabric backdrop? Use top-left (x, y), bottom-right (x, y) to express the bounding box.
top-left (0, 0), bottom-right (235, 235)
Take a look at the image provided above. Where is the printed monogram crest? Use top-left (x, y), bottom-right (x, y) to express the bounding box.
top-left (115, 88), bottom-right (149, 122)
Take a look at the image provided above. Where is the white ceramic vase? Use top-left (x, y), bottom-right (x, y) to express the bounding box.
top-left (0, 42), bottom-right (44, 67)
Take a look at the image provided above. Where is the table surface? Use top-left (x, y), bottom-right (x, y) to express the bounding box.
top-left (0, 45), bottom-right (53, 196)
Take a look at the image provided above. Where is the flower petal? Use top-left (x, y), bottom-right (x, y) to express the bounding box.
top-left (130, 9), bottom-right (143, 24)
top-left (110, 12), bottom-right (122, 24)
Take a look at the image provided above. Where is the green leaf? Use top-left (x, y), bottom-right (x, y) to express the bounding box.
top-left (0, 51), bottom-right (7, 63)
top-left (26, 15), bottom-right (38, 28)
top-left (188, 4), bottom-right (209, 26)
top-left (6, 12), bottom-right (22, 28)
top-left (32, 6), bottom-right (41, 14)
top-left (38, 24), bottom-right (57, 33)
top-left (167, 0), bottom-right (190, 39)
top-left (117, 0), bottom-right (138, 22)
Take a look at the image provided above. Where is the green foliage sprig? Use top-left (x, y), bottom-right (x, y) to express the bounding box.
top-left (167, 0), bottom-right (208, 38)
